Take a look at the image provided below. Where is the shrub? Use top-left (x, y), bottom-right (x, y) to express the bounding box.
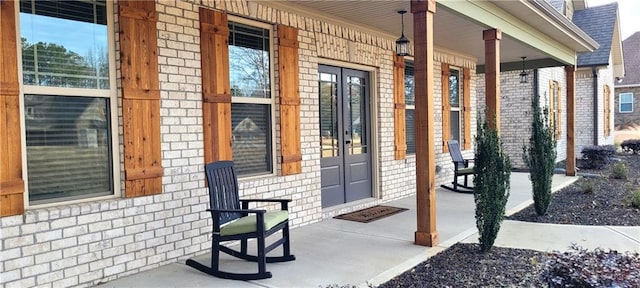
top-left (539, 244), bottom-right (640, 288)
top-left (624, 190), bottom-right (640, 209)
top-left (580, 180), bottom-right (594, 194)
top-left (522, 93), bottom-right (557, 216)
top-left (581, 145), bottom-right (615, 169)
top-left (473, 114), bottom-right (511, 253)
top-left (611, 162), bottom-right (628, 179)
top-left (621, 139), bottom-right (640, 154)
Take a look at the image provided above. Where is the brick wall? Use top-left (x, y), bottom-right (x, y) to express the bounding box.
top-left (575, 65), bottom-right (615, 158)
top-left (537, 67), bottom-right (567, 163)
top-left (0, 0), bottom-right (478, 287)
top-left (477, 67), bottom-right (570, 168)
top-left (615, 86), bottom-right (640, 127)
top-left (598, 65), bottom-right (615, 146)
top-left (576, 69), bottom-right (595, 157)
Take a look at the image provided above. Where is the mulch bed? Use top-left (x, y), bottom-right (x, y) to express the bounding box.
top-left (509, 154), bottom-right (640, 226)
top-left (378, 154), bottom-right (640, 288)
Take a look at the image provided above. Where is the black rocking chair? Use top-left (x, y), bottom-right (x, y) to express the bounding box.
top-left (440, 140), bottom-right (474, 193)
top-left (185, 161), bottom-right (295, 280)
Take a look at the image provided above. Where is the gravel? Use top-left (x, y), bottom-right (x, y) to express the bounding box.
top-left (378, 154), bottom-right (640, 288)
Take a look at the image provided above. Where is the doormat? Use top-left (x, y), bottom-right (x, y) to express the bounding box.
top-left (334, 205), bottom-right (408, 223)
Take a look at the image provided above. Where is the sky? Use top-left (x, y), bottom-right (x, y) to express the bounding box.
top-left (588, 0), bottom-right (640, 40)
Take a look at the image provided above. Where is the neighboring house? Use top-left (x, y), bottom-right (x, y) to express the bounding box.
top-left (0, 0), bottom-right (597, 286)
top-left (476, 0), bottom-right (623, 168)
top-left (615, 32), bottom-right (640, 129)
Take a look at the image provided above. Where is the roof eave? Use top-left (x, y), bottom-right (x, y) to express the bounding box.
top-left (527, 0), bottom-right (599, 52)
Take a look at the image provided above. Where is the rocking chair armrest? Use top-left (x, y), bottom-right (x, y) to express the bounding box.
top-left (454, 159), bottom-right (474, 168)
top-left (239, 199), bottom-right (291, 210)
top-left (206, 208), bottom-right (266, 215)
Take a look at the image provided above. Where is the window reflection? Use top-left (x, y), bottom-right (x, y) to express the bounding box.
top-left (25, 95), bottom-right (113, 203)
top-left (320, 73), bottom-right (339, 158)
top-left (229, 22), bottom-right (270, 98)
top-left (20, 0), bottom-right (109, 89)
top-left (231, 104), bottom-right (272, 175)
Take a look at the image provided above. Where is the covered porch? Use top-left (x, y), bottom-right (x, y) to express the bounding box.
top-left (266, 0), bottom-right (597, 247)
top-left (94, 172), bottom-right (640, 287)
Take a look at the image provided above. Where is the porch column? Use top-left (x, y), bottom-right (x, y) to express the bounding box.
top-left (483, 29), bottom-right (501, 132)
top-left (412, 0), bottom-right (438, 247)
top-left (565, 65), bottom-right (576, 176)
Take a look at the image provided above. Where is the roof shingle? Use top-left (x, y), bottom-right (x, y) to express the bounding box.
top-left (618, 32), bottom-right (640, 86)
top-left (572, 3), bottom-right (618, 67)
top-left (547, 0), bottom-right (565, 14)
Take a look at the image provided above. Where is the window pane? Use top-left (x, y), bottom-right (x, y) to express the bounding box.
top-left (20, 0), bottom-right (109, 89)
top-left (320, 72), bottom-right (339, 158)
top-left (620, 93), bottom-right (633, 104)
top-left (25, 95), bottom-right (113, 204)
top-left (348, 76), bottom-right (367, 155)
top-left (229, 22), bottom-right (270, 98)
top-left (406, 109), bottom-right (416, 154)
top-left (449, 69), bottom-right (459, 107)
top-left (232, 103), bottom-right (272, 176)
top-left (450, 111), bottom-right (460, 142)
top-left (405, 61), bottom-right (415, 106)
top-left (620, 103), bottom-right (632, 112)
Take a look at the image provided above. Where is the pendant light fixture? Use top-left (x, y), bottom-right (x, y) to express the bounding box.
top-left (396, 10), bottom-right (410, 56)
top-left (519, 56), bottom-right (529, 83)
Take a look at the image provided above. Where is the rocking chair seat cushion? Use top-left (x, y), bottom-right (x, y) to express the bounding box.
top-left (458, 167), bottom-right (474, 175)
top-left (220, 210), bottom-right (289, 236)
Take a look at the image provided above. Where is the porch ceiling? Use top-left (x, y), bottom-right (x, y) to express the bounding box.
top-left (268, 1), bottom-right (593, 67)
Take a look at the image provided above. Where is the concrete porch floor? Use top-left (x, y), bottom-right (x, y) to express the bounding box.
top-left (97, 173), bottom-right (640, 288)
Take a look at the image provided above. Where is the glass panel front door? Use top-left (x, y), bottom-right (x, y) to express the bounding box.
top-left (319, 66), bottom-right (372, 208)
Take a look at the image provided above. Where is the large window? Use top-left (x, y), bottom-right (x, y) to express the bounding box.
top-left (404, 61), bottom-right (415, 154)
top-left (20, 0), bottom-right (115, 204)
top-left (228, 19), bottom-right (274, 176)
top-left (620, 92), bottom-right (633, 113)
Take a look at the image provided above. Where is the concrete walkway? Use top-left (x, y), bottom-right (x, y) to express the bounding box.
top-left (96, 173), bottom-right (640, 288)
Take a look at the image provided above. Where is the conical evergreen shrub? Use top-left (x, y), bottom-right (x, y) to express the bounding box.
top-left (522, 93), bottom-right (557, 216)
top-left (473, 115), bottom-right (511, 253)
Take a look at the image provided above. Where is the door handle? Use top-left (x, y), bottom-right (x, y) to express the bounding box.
top-left (345, 140), bottom-right (351, 144)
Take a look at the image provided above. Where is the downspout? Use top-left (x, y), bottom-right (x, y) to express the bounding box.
top-left (592, 67), bottom-right (598, 145)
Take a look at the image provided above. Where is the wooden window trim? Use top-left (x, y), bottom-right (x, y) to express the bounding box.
top-left (278, 24), bottom-right (301, 175)
top-left (442, 64), bottom-right (468, 151)
top-left (463, 68), bottom-right (471, 150)
top-left (549, 80), bottom-right (562, 138)
top-left (604, 85), bottom-right (611, 136)
top-left (119, 0), bottom-right (163, 197)
top-left (441, 63), bottom-right (450, 152)
top-left (394, 54), bottom-right (407, 159)
top-left (0, 0), bottom-right (25, 216)
top-left (200, 8), bottom-right (232, 168)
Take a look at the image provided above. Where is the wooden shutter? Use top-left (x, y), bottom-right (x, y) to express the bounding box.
top-left (119, 0), bottom-right (163, 197)
top-left (463, 68), bottom-right (471, 150)
top-left (604, 85), bottom-right (610, 136)
top-left (200, 8), bottom-right (232, 165)
top-left (0, 0), bottom-right (25, 216)
top-left (393, 54), bottom-right (407, 159)
top-left (441, 63), bottom-right (450, 152)
top-left (549, 81), bottom-right (555, 135)
top-left (557, 83), bottom-right (562, 137)
top-left (278, 25), bottom-right (301, 175)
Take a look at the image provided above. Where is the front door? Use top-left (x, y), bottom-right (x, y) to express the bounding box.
top-left (319, 65), bottom-right (372, 208)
